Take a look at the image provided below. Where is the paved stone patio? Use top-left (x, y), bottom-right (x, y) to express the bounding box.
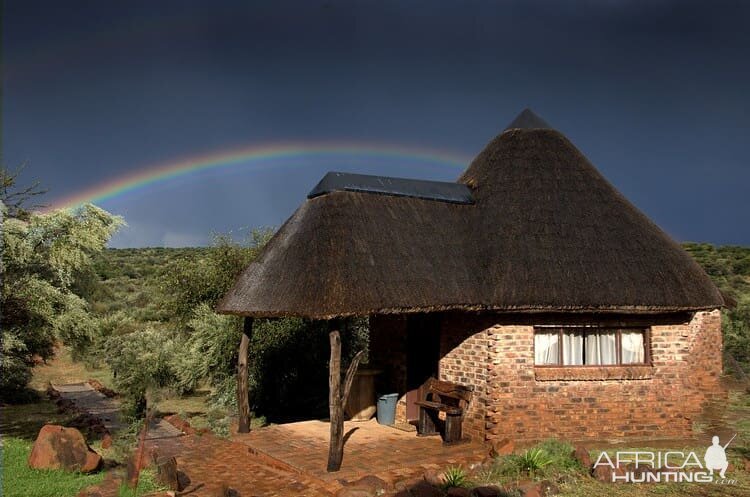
top-left (234, 418), bottom-right (486, 486)
top-left (138, 418), bottom-right (486, 496)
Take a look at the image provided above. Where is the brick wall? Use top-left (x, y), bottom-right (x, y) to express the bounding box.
top-left (484, 310), bottom-right (725, 443)
top-left (438, 314), bottom-right (493, 441)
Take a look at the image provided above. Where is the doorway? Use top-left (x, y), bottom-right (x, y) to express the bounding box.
top-left (405, 313), bottom-right (441, 422)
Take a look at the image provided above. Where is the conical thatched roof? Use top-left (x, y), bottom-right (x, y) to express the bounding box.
top-left (218, 110), bottom-right (723, 319)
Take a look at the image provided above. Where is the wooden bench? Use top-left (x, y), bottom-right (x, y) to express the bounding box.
top-left (414, 377), bottom-right (473, 444)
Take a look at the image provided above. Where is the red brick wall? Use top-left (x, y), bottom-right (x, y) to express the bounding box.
top-left (484, 310), bottom-right (725, 443)
top-left (438, 314), bottom-right (492, 441)
top-left (370, 310), bottom-right (723, 444)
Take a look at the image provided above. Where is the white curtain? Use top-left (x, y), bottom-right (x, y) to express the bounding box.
top-left (534, 332), bottom-right (559, 365)
top-left (621, 331), bottom-right (645, 364)
top-left (563, 331), bottom-right (584, 365)
top-left (585, 332), bottom-right (617, 365)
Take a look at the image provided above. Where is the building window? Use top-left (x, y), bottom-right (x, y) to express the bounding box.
top-left (534, 327), bottom-right (649, 366)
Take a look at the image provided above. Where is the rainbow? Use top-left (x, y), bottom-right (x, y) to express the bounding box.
top-left (47, 142), bottom-right (471, 211)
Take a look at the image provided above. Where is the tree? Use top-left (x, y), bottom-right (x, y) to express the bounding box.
top-left (0, 169), bottom-right (123, 400)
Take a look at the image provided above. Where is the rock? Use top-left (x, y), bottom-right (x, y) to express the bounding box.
top-left (345, 475), bottom-right (390, 494)
top-left (393, 479), bottom-right (412, 492)
top-left (446, 487), bottom-right (471, 497)
top-left (593, 464), bottom-right (612, 482)
top-left (593, 464), bottom-right (626, 483)
top-left (336, 486), bottom-right (376, 497)
top-left (744, 458), bottom-right (750, 472)
top-left (153, 454), bottom-right (183, 491)
top-left (572, 445), bottom-right (591, 471)
top-left (519, 480), bottom-right (559, 497)
top-left (409, 481), bottom-right (442, 497)
top-left (488, 438), bottom-right (514, 458)
top-left (87, 379), bottom-right (117, 398)
top-left (101, 433), bottom-right (113, 449)
top-left (28, 425), bottom-right (102, 473)
top-left (422, 469), bottom-right (444, 486)
top-left (163, 414), bottom-right (196, 435)
top-left (472, 485), bottom-right (503, 497)
top-left (209, 483), bottom-right (236, 497)
top-left (55, 398), bottom-right (76, 413)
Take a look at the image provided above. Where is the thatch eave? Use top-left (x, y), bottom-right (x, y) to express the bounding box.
top-left (218, 110), bottom-right (725, 320)
top-left (216, 303), bottom-right (722, 321)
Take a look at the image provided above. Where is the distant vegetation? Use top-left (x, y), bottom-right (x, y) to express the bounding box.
top-left (683, 243), bottom-right (750, 375)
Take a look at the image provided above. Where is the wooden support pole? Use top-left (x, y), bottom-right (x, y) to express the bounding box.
top-left (237, 317), bottom-right (253, 434)
top-left (327, 327), bottom-right (343, 472)
top-left (327, 323), bottom-right (365, 472)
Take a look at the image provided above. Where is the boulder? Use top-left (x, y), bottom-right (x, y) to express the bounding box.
top-left (28, 425), bottom-right (101, 473)
top-left (518, 480), bottom-right (559, 497)
top-left (572, 445), bottom-right (591, 471)
top-left (593, 464), bottom-right (627, 483)
top-left (163, 414), bottom-right (196, 435)
top-left (336, 487), bottom-right (376, 497)
top-left (342, 475), bottom-right (390, 495)
top-left (422, 469), bottom-right (444, 486)
top-left (101, 433), bottom-right (113, 449)
top-left (153, 453), bottom-right (183, 491)
top-left (472, 485), bottom-right (503, 497)
top-left (87, 379), bottom-right (117, 398)
top-left (446, 487), bottom-right (471, 497)
top-left (409, 481), bottom-right (442, 497)
top-left (488, 438), bottom-right (514, 458)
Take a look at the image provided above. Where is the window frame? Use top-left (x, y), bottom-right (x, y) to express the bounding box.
top-left (533, 325), bottom-right (651, 367)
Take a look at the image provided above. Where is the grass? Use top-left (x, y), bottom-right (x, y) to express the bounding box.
top-left (153, 390), bottom-right (211, 417)
top-left (29, 346), bottom-right (114, 392)
top-left (0, 399), bottom-right (77, 441)
top-left (115, 469), bottom-right (165, 497)
top-left (1, 437), bottom-right (105, 497)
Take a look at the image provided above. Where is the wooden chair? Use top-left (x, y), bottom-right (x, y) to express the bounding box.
top-left (414, 377), bottom-right (473, 444)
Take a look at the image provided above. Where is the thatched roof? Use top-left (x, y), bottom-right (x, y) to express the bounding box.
top-left (218, 109), bottom-right (724, 319)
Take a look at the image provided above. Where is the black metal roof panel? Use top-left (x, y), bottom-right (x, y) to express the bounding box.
top-left (307, 171), bottom-right (475, 204)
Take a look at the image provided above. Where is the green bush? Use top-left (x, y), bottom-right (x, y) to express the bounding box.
top-left (104, 327), bottom-right (179, 416)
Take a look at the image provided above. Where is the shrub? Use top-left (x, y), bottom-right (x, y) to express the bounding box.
top-left (104, 327), bottom-right (179, 416)
top-left (442, 466), bottom-right (468, 488)
top-left (536, 438), bottom-right (582, 472)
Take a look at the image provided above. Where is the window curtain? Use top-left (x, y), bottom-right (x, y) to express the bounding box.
top-left (585, 331), bottom-right (617, 365)
top-left (563, 331), bottom-right (584, 365)
top-left (534, 332), bottom-right (559, 364)
top-left (621, 331), bottom-right (645, 363)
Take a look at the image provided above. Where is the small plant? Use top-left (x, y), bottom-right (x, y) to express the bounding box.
top-left (442, 466), bottom-right (468, 488)
top-left (516, 448), bottom-right (552, 476)
top-left (536, 438), bottom-right (582, 472)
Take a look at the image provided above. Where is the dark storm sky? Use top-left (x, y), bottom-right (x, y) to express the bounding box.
top-left (3, 0), bottom-right (749, 247)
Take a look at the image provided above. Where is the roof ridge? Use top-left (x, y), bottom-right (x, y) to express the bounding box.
top-left (504, 108), bottom-right (552, 130)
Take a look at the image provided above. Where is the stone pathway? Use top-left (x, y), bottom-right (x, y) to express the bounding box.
top-left (52, 382), bottom-right (183, 441)
top-left (52, 382), bottom-right (123, 433)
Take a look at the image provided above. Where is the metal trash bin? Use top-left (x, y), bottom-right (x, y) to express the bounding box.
top-left (376, 393), bottom-right (398, 425)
